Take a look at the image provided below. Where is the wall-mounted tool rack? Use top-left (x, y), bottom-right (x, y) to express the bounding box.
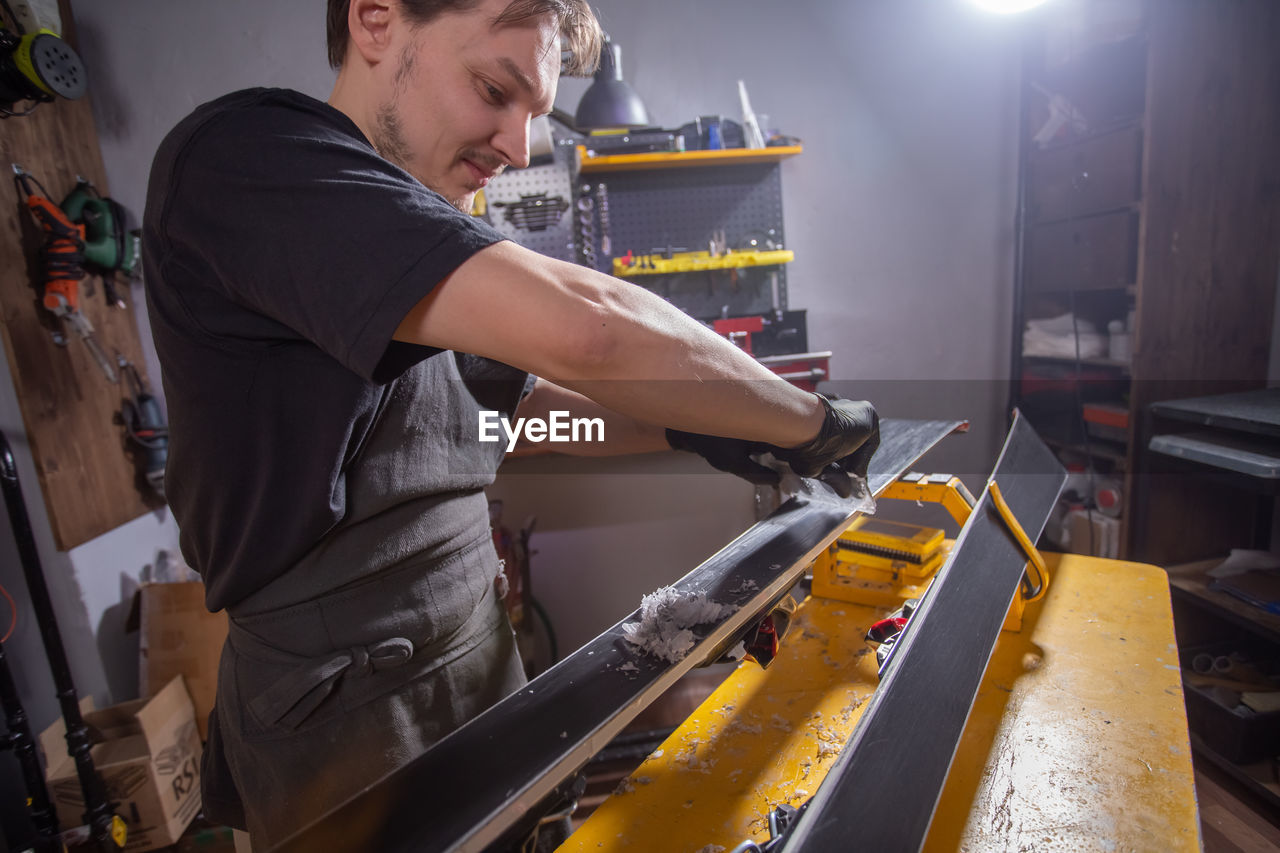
top-left (574, 146), bottom-right (801, 321)
top-left (0, 6), bottom-right (158, 548)
top-left (576, 145), bottom-right (801, 172)
top-left (481, 140), bottom-right (578, 263)
top-left (612, 248), bottom-right (792, 278)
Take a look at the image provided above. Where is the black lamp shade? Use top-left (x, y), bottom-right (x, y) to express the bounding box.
top-left (574, 41), bottom-right (650, 130)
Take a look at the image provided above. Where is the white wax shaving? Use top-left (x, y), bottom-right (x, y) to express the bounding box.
top-left (754, 451), bottom-right (876, 514)
top-left (621, 586), bottom-right (735, 663)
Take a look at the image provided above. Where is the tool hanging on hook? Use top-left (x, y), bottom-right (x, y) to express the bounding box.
top-left (0, 15), bottom-right (87, 118)
top-left (11, 164), bottom-right (117, 383)
top-left (60, 177), bottom-right (140, 310)
top-left (117, 355), bottom-right (168, 499)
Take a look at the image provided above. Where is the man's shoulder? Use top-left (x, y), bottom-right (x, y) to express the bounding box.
top-left (174, 88), bottom-right (356, 147)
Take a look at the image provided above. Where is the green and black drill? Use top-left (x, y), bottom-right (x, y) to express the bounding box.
top-left (61, 178), bottom-right (140, 309)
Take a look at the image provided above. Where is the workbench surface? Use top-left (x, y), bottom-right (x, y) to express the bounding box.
top-left (564, 552), bottom-right (1198, 851)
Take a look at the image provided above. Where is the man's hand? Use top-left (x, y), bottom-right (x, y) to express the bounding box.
top-left (664, 430), bottom-right (780, 487)
top-left (667, 395), bottom-right (880, 497)
top-left (775, 395), bottom-right (879, 479)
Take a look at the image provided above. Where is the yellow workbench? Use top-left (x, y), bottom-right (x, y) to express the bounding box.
top-left (564, 552), bottom-right (1199, 851)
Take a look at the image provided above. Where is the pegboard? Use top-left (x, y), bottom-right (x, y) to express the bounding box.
top-left (482, 142), bottom-right (577, 262)
top-left (0, 1), bottom-right (158, 549)
top-left (574, 162), bottom-right (789, 321)
top-left (487, 145), bottom-right (793, 322)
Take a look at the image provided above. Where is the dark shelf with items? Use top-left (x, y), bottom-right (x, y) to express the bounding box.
top-left (1166, 557), bottom-right (1280, 814)
top-left (1022, 354), bottom-right (1131, 373)
top-left (576, 145), bottom-right (802, 172)
top-left (1011, 1), bottom-right (1280, 561)
top-left (1167, 560), bottom-right (1280, 645)
top-left (1043, 436), bottom-right (1127, 466)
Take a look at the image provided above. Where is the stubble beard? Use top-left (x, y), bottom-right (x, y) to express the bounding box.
top-left (371, 40), bottom-right (473, 212)
top-left (374, 95), bottom-right (475, 212)
top-left (373, 101), bottom-right (412, 173)
top-left (373, 41), bottom-right (417, 169)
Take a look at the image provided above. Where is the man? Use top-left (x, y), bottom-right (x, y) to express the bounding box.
top-left (143, 0), bottom-right (877, 847)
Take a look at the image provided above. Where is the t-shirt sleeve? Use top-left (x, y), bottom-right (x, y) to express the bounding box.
top-left (155, 102), bottom-right (504, 383)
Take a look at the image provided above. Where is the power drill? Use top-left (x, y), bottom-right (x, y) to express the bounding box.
top-left (12, 164), bottom-right (117, 382)
top-left (119, 359), bottom-right (168, 498)
top-left (61, 178), bottom-right (140, 309)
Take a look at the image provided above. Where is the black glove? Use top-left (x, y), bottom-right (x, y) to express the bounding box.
top-left (775, 394), bottom-right (880, 480)
top-left (664, 430), bottom-right (780, 487)
top-left (666, 395), bottom-right (880, 497)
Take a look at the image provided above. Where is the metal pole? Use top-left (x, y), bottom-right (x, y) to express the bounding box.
top-left (0, 635), bottom-right (62, 852)
top-left (0, 432), bottom-right (119, 849)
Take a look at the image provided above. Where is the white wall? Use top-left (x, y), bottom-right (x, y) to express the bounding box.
top-left (1, 0), bottom-right (1023, 737)
top-left (498, 0), bottom-right (1023, 648)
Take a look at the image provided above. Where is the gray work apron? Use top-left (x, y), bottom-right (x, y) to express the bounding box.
top-left (197, 352), bottom-right (533, 848)
top-left (202, 531), bottom-right (525, 848)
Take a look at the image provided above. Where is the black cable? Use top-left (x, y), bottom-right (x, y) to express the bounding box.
top-left (0, 9), bottom-right (50, 117)
top-left (1008, 18), bottom-right (1034, 429)
top-left (1062, 17), bottom-right (1107, 561)
top-left (1067, 289), bottom-right (1098, 558)
top-left (1, 101), bottom-right (44, 119)
top-left (1056, 16), bottom-right (1101, 560)
top-left (14, 171), bottom-right (88, 289)
top-left (529, 596), bottom-right (558, 666)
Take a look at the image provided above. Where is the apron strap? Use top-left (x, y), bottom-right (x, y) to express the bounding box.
top-left (247, 637), bottom-right (415, 730)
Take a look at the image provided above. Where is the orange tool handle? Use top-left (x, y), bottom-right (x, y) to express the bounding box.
top-left (24, 194), bottom-right (83, 240)
top-left (42, 280), bottom-right (78, 313)
top-left (23, 195), bottom-right (86, 312)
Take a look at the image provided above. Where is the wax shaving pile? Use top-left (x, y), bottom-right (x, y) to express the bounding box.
top-left (754, 451), bottom-right (877, 513)
top-left (621, 586), bottom-right (734, 663)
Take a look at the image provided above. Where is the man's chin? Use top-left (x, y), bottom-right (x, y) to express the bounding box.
top-left (451, 190), bottom-right (478, 214)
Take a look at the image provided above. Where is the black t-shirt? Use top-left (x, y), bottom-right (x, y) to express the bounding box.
top-left (144, 88), bottom-right (528, 613)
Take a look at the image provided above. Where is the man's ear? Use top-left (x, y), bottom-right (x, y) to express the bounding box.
top-left (347, 0), bottom-right (396, 65)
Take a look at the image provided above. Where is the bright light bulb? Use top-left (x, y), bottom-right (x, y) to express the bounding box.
top-left (968, 0), bottom-right (1050, 13)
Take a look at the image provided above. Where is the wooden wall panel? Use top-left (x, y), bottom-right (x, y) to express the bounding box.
top-left (0, 2), bottom-right (157, 548)
top-left (1127, 0), bottom-right (1280, 564)
top-left (1132, 0), bottom-right (1280, 394)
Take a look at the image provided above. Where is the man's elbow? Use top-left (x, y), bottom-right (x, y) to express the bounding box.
top-left (540, 301), bottom-right (624, 380)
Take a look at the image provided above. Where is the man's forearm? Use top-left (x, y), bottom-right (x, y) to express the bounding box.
top-left (547, 277), bottom-right (824, 448)
top-left (395, 242), bottom-right (824, 447)
top-left (512, 378), bottom-right (670, 456)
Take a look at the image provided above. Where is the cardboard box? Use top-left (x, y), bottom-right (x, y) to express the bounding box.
top-left (133, 581), bottom-right (227, 741)
top-left (40, 676), bottom-right (203, 851)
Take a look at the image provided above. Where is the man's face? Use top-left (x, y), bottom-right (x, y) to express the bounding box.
top-left (373, 0), bottom-right (560, 211)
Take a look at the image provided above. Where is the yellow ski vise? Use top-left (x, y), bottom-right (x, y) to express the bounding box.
top-left (811, 472), bottom-right (1048, 632)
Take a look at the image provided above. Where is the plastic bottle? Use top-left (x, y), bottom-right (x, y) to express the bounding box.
top-left (1093, 477), bottom-right (1123, 518)
top-left (1063, 464), bottom-right (1090, 503)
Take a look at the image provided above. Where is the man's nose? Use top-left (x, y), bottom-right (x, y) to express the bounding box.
top-left (493, 114), bottom-right (531, 171)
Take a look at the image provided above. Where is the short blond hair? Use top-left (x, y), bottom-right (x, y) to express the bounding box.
top-left (326, 0), bottom-right (603, 76)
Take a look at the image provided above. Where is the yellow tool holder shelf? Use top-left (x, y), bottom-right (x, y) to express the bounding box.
top-left (576, 144), bottom-right (802, 172)
top-left (612, 248), bottom-right (794, 278)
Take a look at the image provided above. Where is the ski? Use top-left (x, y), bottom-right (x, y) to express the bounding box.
top-left (777, 411), bottom-right (1065, 852)
top-left (271, 418), bottom-right (966, 853)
